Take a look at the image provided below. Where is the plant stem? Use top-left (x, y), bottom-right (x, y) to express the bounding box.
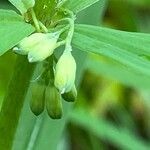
top-left (55, 10), bottom-right (75, 51)
top-left (30, 8), bottom-right (40, 32)
top-left (38, 21), bottom-right (48, 33)
top-left (0, 56), bottom-right (36, 150)
top-left (64, 10), bottom-right (75, 50)
top-left (26, 115), bottom-right (44, 150)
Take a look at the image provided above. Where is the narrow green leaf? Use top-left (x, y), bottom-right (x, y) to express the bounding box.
top-left (0, 56), bottom-right (36, 150)
top-left (9, 0), bottom-right (26, 14)
top-left (63, 0), bottom-right (99, 13)
top-left (0, 9), bottom-right (23, 22)
top-left (75, 24), bottom-right (150, 56)
top-left (86, 55), bottom-right (150, 89)
top-left (0, 9), bottom-right (35, 56)
top-left (73, 24), bottom-right (150, 76)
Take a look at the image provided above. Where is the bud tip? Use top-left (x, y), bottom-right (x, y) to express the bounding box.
top-left (61, 88), bottom-right (66, 94)
top-left (13, 47), bottom-right (19, 51)
top-left (28, 56), bottom-right (34, 62)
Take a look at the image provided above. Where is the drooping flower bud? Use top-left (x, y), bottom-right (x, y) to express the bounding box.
top-left (28, 33), bottom-right (59, 62)
top-left (13, 33), bottom-right (46, 55)
top-left (13, 32), bottom-right (59, 62)
top-left (54, 51), bottom-right (76, 93)
top-left (62, 85), bottom-right (77, 102)
top-left (30, 82), bottom-right (46, 116)
top-left (45, 85), bottom-right (63, 119)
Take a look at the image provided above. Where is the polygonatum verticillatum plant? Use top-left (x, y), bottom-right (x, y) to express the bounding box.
top-left (3, 0), bottom-right (80, 119)
top-left (1, 1), bottom-right (150, 150)
top-left (1, 0), bottom-right (150, 120)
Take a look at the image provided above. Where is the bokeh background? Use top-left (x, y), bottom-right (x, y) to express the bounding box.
top-left (0, 0), bottom-right (150, 150)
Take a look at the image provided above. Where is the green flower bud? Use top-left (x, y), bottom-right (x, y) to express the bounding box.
top-left (45, 86), bottom-right (63, 119)
top-left (28, 33), bottom-right (59, 62)
top-left (62, 85), bottom-right (77, 102)
top-left (54, 51), bottom-right (76, 93)
top-left (13, 32), bottom-right (59, 62)
top-left (30, 83), bottom-right (46, 116)
top-left (13, 33), bottom-right (45, 55)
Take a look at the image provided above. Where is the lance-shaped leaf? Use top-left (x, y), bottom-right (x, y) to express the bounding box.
top-left (0, 9), bottom-right (35, 56)
top-left (86, 55), bottom-right (150, 89)
top-left (62, 0), bottom-right (100, 13)
top-left (73, 24), bottom-right (150, 77)
top-left (8, 0), bottom-right (26, 14)
top-left (8, 0), bottom-right (35, 14)
top-left (0, 9), bottom-right (23, 22)
top-left (75, 24), bottom-right (150, 56)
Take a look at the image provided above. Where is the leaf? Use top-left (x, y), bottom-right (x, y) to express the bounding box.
top-left (62, 0), bottom-right (100, 13)
top-left (75, 24), bottom-right (150, 56)
top-left (0, 9), bottom-right (23, 22)
top-left (70, 108), bottom-right (150, 150)
top-left (9, 0), bottom-right (26, 14)
top-left (0, 56), bottom-right (36, 150)
top-left (86, 55), bottom-right (150, 89)
top-left (73, 24), bottom-right (150, 77)
top-left (8, 0), bottom-right (35, 14)
top-left (0, 9), bottom-right (35, 56)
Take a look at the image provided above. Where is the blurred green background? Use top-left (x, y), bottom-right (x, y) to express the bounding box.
top-left (0, 0), bottom-right (150, 150)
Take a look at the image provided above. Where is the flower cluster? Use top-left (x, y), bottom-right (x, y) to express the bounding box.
top-left (12, 4), bottom-right (77, 119)
top-left (14, 28), bottom-right (76, 119)
top-left (29, 50), bottom-right (77, 119)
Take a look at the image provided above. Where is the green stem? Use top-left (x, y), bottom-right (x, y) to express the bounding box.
top-left (26, 115), bottom-right (44, 150)
top-left (54, 10), bottom-right (75, 51)
top-left (0, 56), bottom-right (36, 150)
top-left (65, 10), bottom-right (75, 50)
top-left (38, 21), bottom-right (48, 33)
top-left (55, 40), bottom-right (66, 48)
top-left (57, 0), bottom-right (67, 8)
top-left (30, 8), bottom-right (40, 32)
